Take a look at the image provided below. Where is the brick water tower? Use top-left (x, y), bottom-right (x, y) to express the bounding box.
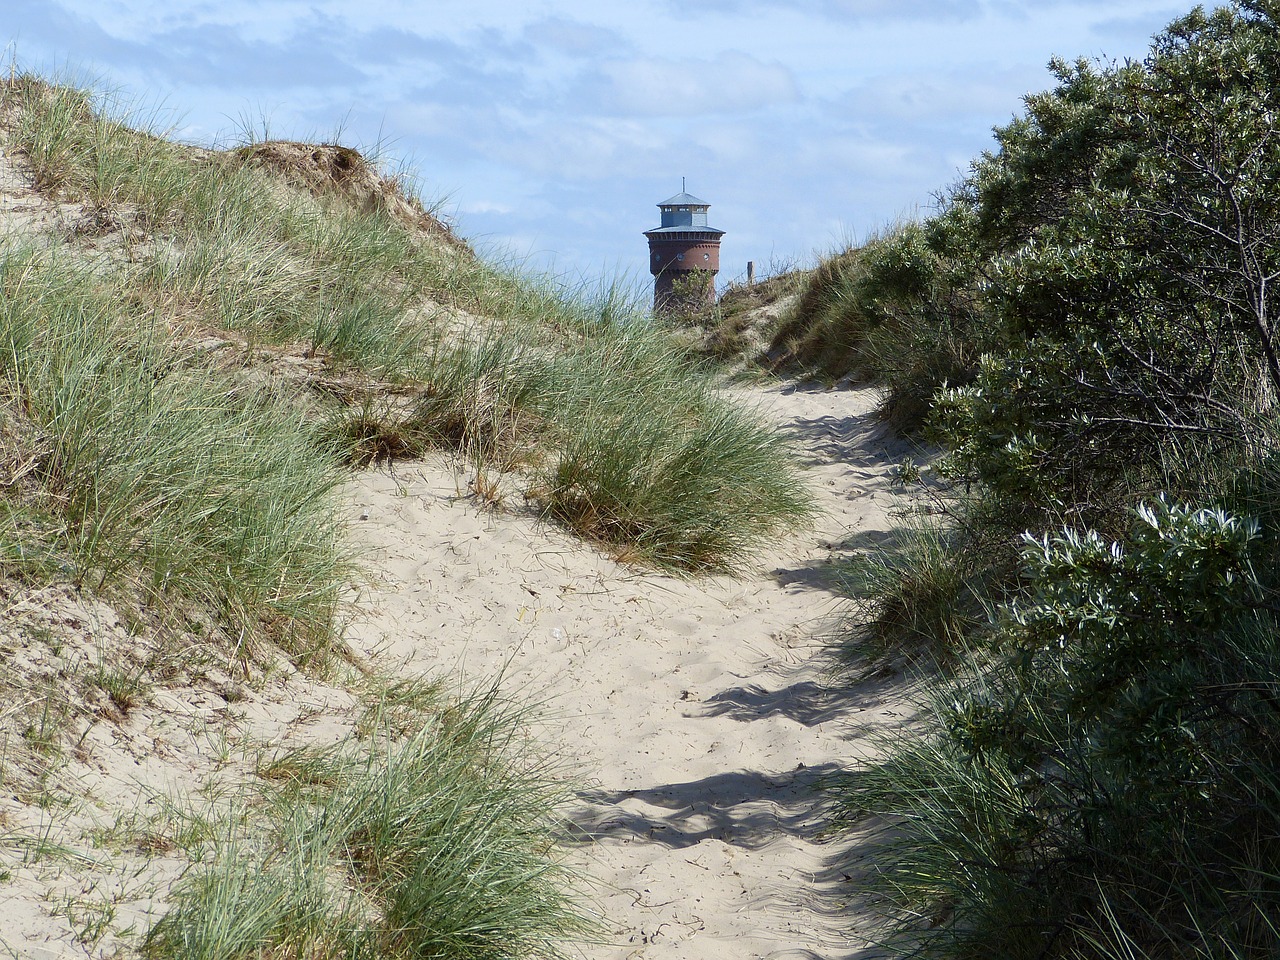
top-left (644, 185), bottom-right (724, 314)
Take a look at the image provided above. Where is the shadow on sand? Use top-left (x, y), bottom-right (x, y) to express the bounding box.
top-left (557, 384), bottom-right (923, 958)
top-left (564, 759), bottom-right (902, 959)
top-left (564, 763), bottom-right (840, 850)
top-left (768, 526), bottom-right (907, 601)
top-left (696, 669), bottom-right (908, 728)
top-left (775, 386), bottom-right (905, 470)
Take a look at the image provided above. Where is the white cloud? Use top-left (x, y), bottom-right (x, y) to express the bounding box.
top-left (836, 65), bottom-right (1045, 127)
top-left (460, 199), bottom-right (517, 216)
top-left (659, 0), bottom-right (982, 22)
top-left (588, 51), bottom-right (799, 118)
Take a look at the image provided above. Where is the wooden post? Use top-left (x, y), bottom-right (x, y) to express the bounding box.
top-left (747, 261), bottom-right (755, 288)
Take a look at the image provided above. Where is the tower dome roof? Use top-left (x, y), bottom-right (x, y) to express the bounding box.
top-left (658, 191), bottom-right (709, 207)
top-left (650, 187), bottom-right (721, 231)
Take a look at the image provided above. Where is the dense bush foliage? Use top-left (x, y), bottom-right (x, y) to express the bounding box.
top-left (851, 502), bottom-right (1280, 959)
top-left (838, 0), bottom-right (1280, 628)
top-left (934, 5), bottom-right (1280, 526)
top-left (792, 3), bottom-right (1280, 483)
top-left (827, 4), bottom-right (1280, 958)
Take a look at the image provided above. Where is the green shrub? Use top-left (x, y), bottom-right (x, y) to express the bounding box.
top-left (830, 9), bottom-right (1280, 958)
top-left (843, 499), bottom-right (1280, 959)
top-left (929, 5), bottom-right (1280, 523)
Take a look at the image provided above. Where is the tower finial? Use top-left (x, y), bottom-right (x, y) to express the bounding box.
top-left (682, 176), bottom-right (686, 193)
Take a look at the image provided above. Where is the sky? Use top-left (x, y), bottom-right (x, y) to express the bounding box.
top-left (5, 0), bottom-right (1202, 294)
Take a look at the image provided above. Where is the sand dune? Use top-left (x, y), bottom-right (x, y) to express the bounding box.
top-left (0, 378), bottom-right (914, 958)
top-left (344, 382), bottom-right (915, 959)
top-left (0, 103), bottom-right (917, 958)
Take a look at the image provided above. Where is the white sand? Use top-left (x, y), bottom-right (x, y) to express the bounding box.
top-left (343, 382), bottom-right (916, 960)
top-left (0, 380), bottom-right (914, 959)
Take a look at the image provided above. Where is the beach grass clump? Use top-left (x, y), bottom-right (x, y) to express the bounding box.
top-left (409, 330), bottom-right (553, 469)
top-left (320, 328), bottom-right (552, 470)
top-left (3, 73), bottom-right (466, 373)
top-left (326, 317), bottom-right (814, 569)
top-left (321, 399), bottom-right (432, 466)
top-left (391, 322), bottom-right (814, 570)
top-left (832, 512), bottom-right (993, 665)
top-left (3, 74), bottom-right (193, 222)
top-left (144, 682), bottom-right (591, 960)
top-left (0, 246), bottom-right (347, 658)
top-left (531, 331), bottom-right (813, 569)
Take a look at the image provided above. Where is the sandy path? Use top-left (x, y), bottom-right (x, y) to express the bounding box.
top-left (344, 382), bottom-right (914, 960)
top-left (0, 134), bottom-right (910, 957)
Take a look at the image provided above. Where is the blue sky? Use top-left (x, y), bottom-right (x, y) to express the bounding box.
top-left (6, 0), bottom-right (1198, 292)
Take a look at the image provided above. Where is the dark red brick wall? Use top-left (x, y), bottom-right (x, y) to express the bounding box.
top-left (647, 239), bottom-right (721, 276)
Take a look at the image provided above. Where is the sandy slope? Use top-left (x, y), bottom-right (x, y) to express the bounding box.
top-left (2, 118), bottom-right (917, 958)
top-left (344, 382), bottom-right (916, 960)
top-left (0, 378), bottom-right (913, 959)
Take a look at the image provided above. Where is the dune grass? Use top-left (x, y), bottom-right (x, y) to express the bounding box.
top-left (0, 62), bottom-right (818, 960)
top-left (145, 680), bottom-right (591, 960)
top-left (832, 514), bottom-right (988, 666)
top-left (322, 324), bottom-right (815, 569)
top-left (531, 332), bottom-right (813, 569)
top-left (0, 245), bottom-right (348, 660)
top-left (1, 73), bottom-right (613, 353)
top-left (845, 646), bottom-right (1280, 960)
top-left (768, 224), bottom-right (984, 431)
